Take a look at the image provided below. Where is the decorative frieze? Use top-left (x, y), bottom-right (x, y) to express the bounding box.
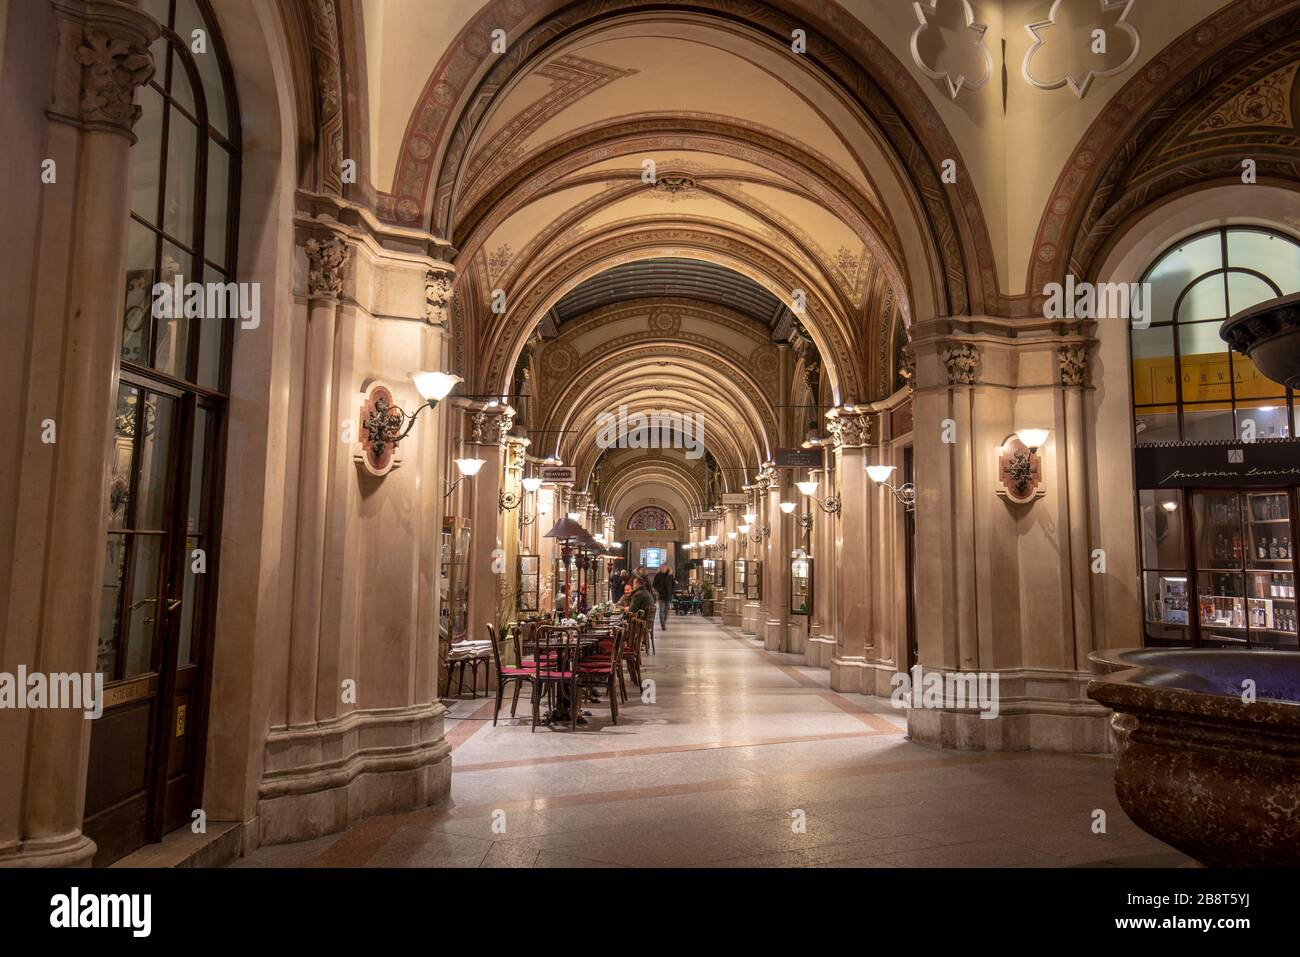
top-left (1058, 344), bottom-right (1090, 387)
top-left (304, 235), bottom-right (351, 299)
top-left (941, 343), bottom-right (981, 385)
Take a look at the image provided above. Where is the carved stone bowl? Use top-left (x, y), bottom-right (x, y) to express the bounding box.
top-left (1087, 648), bottom-right (1300, 867)
top-left (1220, 292), bottom-right (1300, 391)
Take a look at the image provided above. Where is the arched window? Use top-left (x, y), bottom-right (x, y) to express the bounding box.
top-left (627, 506), bottom-right (675, 531)
top-left (92, 0), bottom-right (240, 863)
top-left (1131, 227), bottom-right (1300, 445)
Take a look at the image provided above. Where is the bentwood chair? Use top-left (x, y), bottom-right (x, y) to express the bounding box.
top-left (489, 623), bottom-right (536, 726)
top-left (532, 624), bottom-right (579, 732)
top-left (441, 632), bottom-right (493, 699)
top-left (578, 626), bottom-right (624, 724)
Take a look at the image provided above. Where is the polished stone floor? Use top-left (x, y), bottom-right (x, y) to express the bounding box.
top-left (233, 616), bottom-right (1189, 868)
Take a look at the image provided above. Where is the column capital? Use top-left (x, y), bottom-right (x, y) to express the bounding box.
top-left (941, 342), bottom-right (981, 385)
top-left (827, 408), bottom-right (872, 449)
top-left (50, 0), bottom-right (162, 140)
top-left (503, 435), bottom-right (529, 470)
top-left (1058, 343), bottom-right (1090, 388)
top-left (425, 268), bottom-right (454, 326)
top-left (303, 233), bottom-right (352, 300)
top-left (467, 407), bottom-right (514, 446)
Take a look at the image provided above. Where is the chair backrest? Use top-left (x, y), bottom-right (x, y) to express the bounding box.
top-left (488, 622), bottom-right (507, 678)
top-left (513, 620), bottom-right (530, 664)
top-left (534, 624), bottom-right (574, 678)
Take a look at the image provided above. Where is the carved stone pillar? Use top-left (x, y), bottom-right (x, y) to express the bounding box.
top-left (286, 232), bottom-right (353, 727)
top-left (828, 408), bottom-right (873, 691)
top-left (501, 436), bottom-right (527, 628)
top-left (806, 466), bottom-right (838, 668)
top-left (721, 507), bottom-right (742, 626)
top-left (0, 0), bottom-right (160, 867)
top-left (763, 468), bottom-right (792, 652)
top-left (466, 407), bottom-right (512, 642)
top-left (740, 483), bottom-right (760, 635)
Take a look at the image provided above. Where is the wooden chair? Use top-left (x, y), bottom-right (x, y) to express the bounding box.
top-left (578, 626), bottom-right (624, 725)
top-left (532, 624), bottom-right (579, 731)
top-left (441, 632), bottom-right (493, 699)
top-left (489, 623), bottom-right (536, 726)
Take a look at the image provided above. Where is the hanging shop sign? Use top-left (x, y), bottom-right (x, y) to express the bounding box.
top-left (1136, 441), bottom-right (1300, 489)
top-left (721, 492), bottom-right (749, 505)
top-left (773, 447), bottom-right (823, 469)
top-left (538, 465), bottom-right (577, 484)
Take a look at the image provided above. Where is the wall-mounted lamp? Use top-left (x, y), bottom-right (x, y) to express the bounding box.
top-left (359, 372), bottom-right (462, 474)
top-left (997, 429), bottom-right (1049, 504)
top-left (779, 501), bottom-right (797, 515)
top-left (567, 511), bottom-right (582, 521)
top-left (444, 455), bottom-right (486, 498)
top-left (866, 464), bottom-right (916, 513)
top-left (743, 512), bottom-right (758, 525)
top-left (727, 531), bottom-right (737, 541)
top-left (796, 473), bottom-right (841, 517)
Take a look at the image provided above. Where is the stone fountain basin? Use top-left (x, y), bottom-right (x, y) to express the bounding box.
top-left (1087, 648), bottom-right (1300, 867)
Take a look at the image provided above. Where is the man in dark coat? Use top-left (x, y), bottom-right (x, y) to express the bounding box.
top-left (652, 565), bottom-right (675, 629)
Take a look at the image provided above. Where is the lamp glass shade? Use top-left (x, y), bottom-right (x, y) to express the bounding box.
top-left (522, 477), bottom-right (543, 493)
top-left (743, 512), bottom-right (757, 524)
top-left (865, 464), bottom-right (896, 484)
top-left (737, 524), bottom-right (750, 533)
top-left (796, 480), bottom-right (819, 497)
top-left (567, 512), bottom-right (582, 521)
top-left (707, 535), bottom-right (717, 545)
top-left (1016, 428), bottom-right (1051, 450)
top-left (454, 457), bottom-right (486, 476)
top-left (727, 532), bottom-right (737, 540)
top-left (779, 501), bottom-right (797, 514)
top-left (411, 371), bottom-right (461, 402)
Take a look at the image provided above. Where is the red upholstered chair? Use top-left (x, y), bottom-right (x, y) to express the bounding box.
top-left (532, 624), bottom-right (579, 732)
top-left (489, 623), bottom-right (536, 726)
top-left (578, 627), bottom-right (624, 725)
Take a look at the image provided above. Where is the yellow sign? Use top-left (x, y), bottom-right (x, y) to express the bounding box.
top-left (175, 703), bottom-right (187, 737)
top-left (1133, 351), bottom-right (1284, 410)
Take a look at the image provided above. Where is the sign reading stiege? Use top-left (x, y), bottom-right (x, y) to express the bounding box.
top-left (50, 887), bottom-right (151, 937)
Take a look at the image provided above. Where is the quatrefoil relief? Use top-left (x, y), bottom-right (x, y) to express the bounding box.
top-left (910, 0), bottom-right (993, 99)
top-left (1023, 0), bottom-right (1141, 98)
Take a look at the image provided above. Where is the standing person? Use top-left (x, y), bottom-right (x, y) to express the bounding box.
top-left (652, 564), bottom-right (675, 630)
top-left (608, 566), bottom-right (622, 601)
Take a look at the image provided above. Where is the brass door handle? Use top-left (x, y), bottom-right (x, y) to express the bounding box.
top-left (166, 598), bottom-right (182, 612)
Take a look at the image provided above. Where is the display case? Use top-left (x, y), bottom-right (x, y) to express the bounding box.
top-left (733, 559), bottom-right (746, 596)
top-left (439, 520), bottom-right (470, 644)
top-left (790, 556), bottom-right (812, 615)
top-left (1193, 490), bottom-right (1297, 648)
top-left (517, 554), bottom-right (540, 613)
top-left (702, 558), bottom-right (724, 590)
top-left (746, 560), bottom-right (762, 601)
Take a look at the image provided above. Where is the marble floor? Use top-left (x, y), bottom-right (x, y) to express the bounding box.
top-left (232, 616), bottom-right (1189, 868)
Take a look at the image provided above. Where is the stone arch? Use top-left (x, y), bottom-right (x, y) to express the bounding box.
top-left (1027, 0), bottom-right (1300, 307)
top-left (380, 0), bottom-right (1000, 320)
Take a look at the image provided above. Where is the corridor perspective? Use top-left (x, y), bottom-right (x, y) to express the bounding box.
top-left (2, 0), bottom-right (1300, 925)
top-left (233, 617), bottom-right (1187, 869)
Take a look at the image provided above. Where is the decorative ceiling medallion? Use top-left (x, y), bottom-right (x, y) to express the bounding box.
top-left (997, 436), bottom-right (1044, 504)
top-left (652, 174), bottom-right (698, 201)
top-left (1023, 0), bottom-right (1141, 99)
top-left (355, 381), bottom-right (404, 477)
top-left (910, 0), bottom-right (993, 99)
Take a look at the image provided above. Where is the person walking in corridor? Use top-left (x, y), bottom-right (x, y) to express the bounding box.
top-left (652, 564), bottom-right (674, 629)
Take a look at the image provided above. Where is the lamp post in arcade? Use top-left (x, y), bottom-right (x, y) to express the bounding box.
top-left (544, 515), bottom-right (586, 616)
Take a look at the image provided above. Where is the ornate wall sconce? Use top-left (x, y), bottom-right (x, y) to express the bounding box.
top-left (867, 464), bottom-right (916, 513)
top-left (357, 372), bottom-right (462, 475)
top-left (444, 455), bottom-right (485, 498)
top-left (997, 429), bottom-right (1049, 504)
top-left (796, 474), bottom-right (841, 518)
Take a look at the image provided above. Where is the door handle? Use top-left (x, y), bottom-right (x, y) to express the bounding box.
top-left (166, 598), bottom-right (182, 612)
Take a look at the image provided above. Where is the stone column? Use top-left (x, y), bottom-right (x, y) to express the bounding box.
top-left (286, 232), bottom-right (352, 726)
top-left (806, 466), bottom-right (838, 668)
top-left (829, 409), bottom-right (873, 692)
top-left (465, 407), bottom-right (511, 642)
top-left (761, 467), bottom-right (790, 651)
top-left (0, 0), bottom-right (160, 867)
top-left (501, 436), bottom-right (527, 627)
top-left (722, 507), bottom-right (742, 626)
